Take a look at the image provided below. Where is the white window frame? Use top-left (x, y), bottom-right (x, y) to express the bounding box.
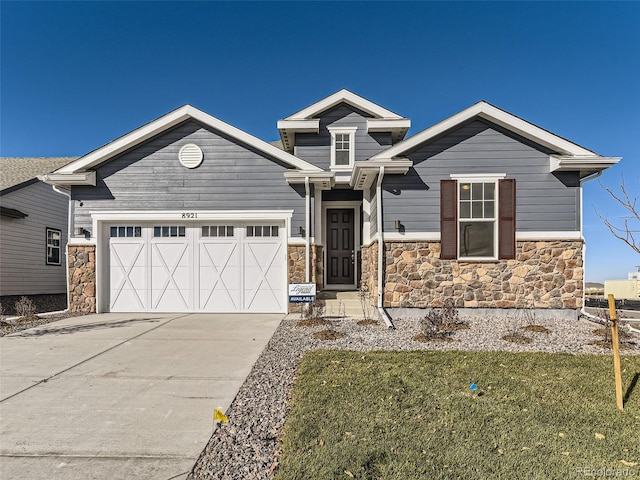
top-left (450, 174), bottom-right (505, 261)
top-left (46, 227), bottom-right (62, 265)
top-left (328, 126), bottom-right (357, 171)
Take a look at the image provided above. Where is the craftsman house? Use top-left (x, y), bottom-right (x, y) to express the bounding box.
top-left (44, 90), bottom-right (619, 318)
top-left (1, 157), bottom-right (75, 312)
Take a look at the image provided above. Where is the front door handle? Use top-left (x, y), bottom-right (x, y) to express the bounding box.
top-left (351, 250), bottom-right (355, 264)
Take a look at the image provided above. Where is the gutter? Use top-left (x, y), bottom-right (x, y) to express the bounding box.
top-left (375, 166), bottom-right (394, 329)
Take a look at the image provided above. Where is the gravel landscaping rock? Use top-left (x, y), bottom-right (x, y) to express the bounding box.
top-left (0, 312), bottom-right (83, 336)
top-left (188, 313), bottom-right (639, 479)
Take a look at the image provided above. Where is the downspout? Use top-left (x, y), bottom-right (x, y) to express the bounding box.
top-left (376, 167), bottom-right (394, 329)
top-left (305, 176), bottom-right (310, 283)
top-left (50, 182), bottom-right (72, 313)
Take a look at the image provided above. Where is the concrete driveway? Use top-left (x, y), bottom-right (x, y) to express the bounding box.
top-left (0, 312), bottom-right (282, 479)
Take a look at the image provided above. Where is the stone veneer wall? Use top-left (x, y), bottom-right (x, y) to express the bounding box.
top-left (68, 244), bottom-right (96, 313)
top-left (383, 240), bottom-right (583, 309)
top-left (360, 242), bottom-right (378, 306)
top-left (288, 244), bottom-right (323, 312)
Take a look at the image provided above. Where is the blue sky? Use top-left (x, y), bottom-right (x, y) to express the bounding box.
top-left (1, 1), bottom-right (638, 282)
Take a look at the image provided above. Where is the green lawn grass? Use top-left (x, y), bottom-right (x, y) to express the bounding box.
top-left (275, 351), bottom-right (640, 480)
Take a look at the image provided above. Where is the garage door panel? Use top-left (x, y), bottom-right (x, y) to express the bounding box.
top-left (199, 242), bottom-right (240, 311)
top-left (243, 241), bottom-right (284, 312)
top-left (151, 241), bottom-right (191, 311)
top-left (109, 241), bottom-right (147, 311)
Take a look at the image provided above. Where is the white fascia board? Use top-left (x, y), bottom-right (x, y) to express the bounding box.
top-left (284, 89), bottom-right (404, 120)
top-left (276, 119), bottom-right (320, 132)
top-left (351, 158), bottom-right (413, 190)
top-left (366, 118), bottom-right (411, 131)
top-left (90, 210), bottom-right (294, 221)
top-left (284, 170), bottom-right (335, 189)
top-left (56, 105), bottom-right (322, 175)
top-left (372, 101), bottom-right (597, 161)
top-left (550, 155), bottom-right (621, 173)
top-left (41, 171), bottom-right (96, 186)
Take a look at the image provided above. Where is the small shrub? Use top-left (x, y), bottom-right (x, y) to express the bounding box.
top-left (297, 299), bottom-right (330, 327)
top-left (15, 296), bottom-right (37, 318)
top-left (358, 283), bottom-right (374, 321)
top-left (304, 298), bottom-right (326, 320)
top-left (502, 307), bottom-right (533, 344)
top-left (414, 299), bottom-right (466, 342)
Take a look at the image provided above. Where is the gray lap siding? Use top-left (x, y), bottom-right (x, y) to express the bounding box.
top-left (381, 119), bottom-right (580, 233)
top-left (294, 104), bottom-right (392, 170)
top-left (71, 121), bottom-right (306, 234)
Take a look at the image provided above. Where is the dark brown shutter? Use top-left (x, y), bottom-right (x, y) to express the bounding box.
top-left (440, 179), bottom-right (458, 259)
top-left (498, 178), bottom-right (516, 259)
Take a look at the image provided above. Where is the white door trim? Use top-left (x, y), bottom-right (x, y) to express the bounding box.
top-left (322, 201), bottom-right (361, 290)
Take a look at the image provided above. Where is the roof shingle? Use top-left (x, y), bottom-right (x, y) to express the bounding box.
top-left (0, 157), bottom-right (77, 191)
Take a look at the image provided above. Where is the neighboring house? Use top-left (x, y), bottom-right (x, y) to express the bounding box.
top-left (0, 157), bottom-right (76, 311)
top-left (605, 272), bottom-right (640, 300)
top-left (43, 90), bottom-right (620, 318)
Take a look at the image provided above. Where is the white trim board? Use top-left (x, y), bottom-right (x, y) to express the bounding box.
top-left (371, 101), bottom-right (598, 160)
top-left (53, 105), bottom-right (322, 178)
top-left (283, 89), bottom-right (405, 121)
top-left (377, 231), bottom-right (583, 242)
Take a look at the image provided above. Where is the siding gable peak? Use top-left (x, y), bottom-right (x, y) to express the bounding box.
top-left (370, 101), bottom-right (619, 178)
top-left (278, 89), bottom-right (410, 152)
top-left (50, 105), bottom-right (321, 183)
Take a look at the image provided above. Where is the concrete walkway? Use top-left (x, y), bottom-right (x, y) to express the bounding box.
top-left (0, 313), bottom-right (282, 479)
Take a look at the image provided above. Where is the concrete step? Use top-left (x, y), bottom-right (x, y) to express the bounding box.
top-left (316, 291), bottom-right (372, 319)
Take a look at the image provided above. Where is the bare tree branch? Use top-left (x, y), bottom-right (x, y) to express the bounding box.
top-left (595, 177), bottom-right (640, 254)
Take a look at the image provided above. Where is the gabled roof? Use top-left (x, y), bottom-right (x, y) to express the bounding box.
top-left (370, 101), bottom-right (620, 178)
top-left (0, 157), bottom-right (77, 192)
top-left (277, 89), bottom-right (411, 152)
top-left (50, 105), bottom-right (322, 183)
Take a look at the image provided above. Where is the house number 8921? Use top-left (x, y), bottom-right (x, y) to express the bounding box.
top-left (181, 213), bottom-right (198, 219)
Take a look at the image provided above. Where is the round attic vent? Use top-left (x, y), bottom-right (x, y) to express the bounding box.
top-left (178, 143), bottom-right (203, 168)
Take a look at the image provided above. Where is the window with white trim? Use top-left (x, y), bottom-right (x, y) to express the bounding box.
top-left (459, 181), bottom-right (496, 258)
top-left (440, 174), bottom-right (515, 261)
top-left (46, 228), bottom-right (62, 265)
top-left (328, 126), bottom-right (357, 170)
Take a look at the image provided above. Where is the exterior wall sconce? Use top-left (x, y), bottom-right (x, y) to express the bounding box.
top-left (298, 226), bottom-right (305, 236)
top-left (76, 227), bottom-right (89, 237)
top-left (394, 220), bottom-right (401, 230)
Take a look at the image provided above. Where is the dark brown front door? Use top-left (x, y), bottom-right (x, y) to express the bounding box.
top-left (327, 208), bottom-right (354, 285)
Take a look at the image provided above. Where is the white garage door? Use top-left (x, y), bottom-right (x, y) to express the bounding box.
top-left (107, 222), bottom-right (286, 313)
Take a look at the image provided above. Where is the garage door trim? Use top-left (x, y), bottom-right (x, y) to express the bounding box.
top-left (92, 210), bottom-right (293, 313)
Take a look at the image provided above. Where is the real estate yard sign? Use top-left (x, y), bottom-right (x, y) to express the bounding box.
top-left (289, 283), bottom-right (316, 303)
